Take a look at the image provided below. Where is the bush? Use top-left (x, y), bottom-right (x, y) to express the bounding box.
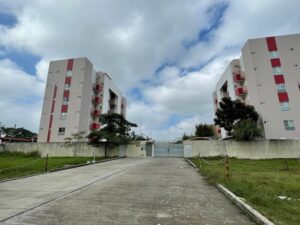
top-left (232, 120), bottom-right (262, 141)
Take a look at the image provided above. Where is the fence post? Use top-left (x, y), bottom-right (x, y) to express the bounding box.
top-left (45, 154), bottom-right (48, 172)
top-left (225, 155), bottom-right (230, 181)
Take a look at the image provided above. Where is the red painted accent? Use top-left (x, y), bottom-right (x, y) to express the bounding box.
top-left (92, 109), bottom-right (101, 117)
top-left (235, 87), bottom-right (247, 96)
top-left (266, 37), bottom-right (277, 51)
top-left (61, 105), bottom-right (68, 113)
top-left (274, 75), bottom-right (285, 84)
top-left (49, 115), bottom-right (53, 128)
top-left (217, 128), bottom-right (221, 134)
top-left (51, 100), bottom-right (55, 113)
top-left (65, 77), bottom-right (72, 84)
top-left (90, 122), bottom-right (100, 130)
top-left (233, 73), bottom-right (244, 82)
top-left (53, 85), bottom-right (57, 98)
top-left (47, 86), bottom-right (57, 143)
top-left (67, 59), bottom-right (74, 70)
top-left (271, 58), bottom-right (281, 67)
top-left (278, 92), bottom-right (289, 102)
top-left (47, 130), bottom-right (51, 142)
top-left (93, 96), bottom-right (101, 104)
top-left (94, 84), bottom-right (102, 92)
top-left (63, 90), bottom-right (70, 98)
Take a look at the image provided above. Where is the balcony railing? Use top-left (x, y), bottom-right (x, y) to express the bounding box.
top-left (91, 109), bottom-right (101, 117)
top-left (235, 87), bottom-right (247, 96)
top-left (90, 122), bottom-right (100, 130)
top-left (92, 96), bottom-right (101, 105)
top-left (93, 84), bottom-right (103, 92)
top-left (233, 72), bottom-right (245, 82)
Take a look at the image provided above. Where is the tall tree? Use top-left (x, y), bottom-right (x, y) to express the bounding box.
top-left (195, 124), bottom-right (214, 137)
top-left (214, 97), bottom-right (259, 135)
top-left (87, 113), bottom-right (137, 157)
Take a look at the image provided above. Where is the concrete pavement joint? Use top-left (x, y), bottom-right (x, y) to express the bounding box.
top-left (0, 166), bottom-right (130, 223)
top-left (0, 157), bottom-right (125, 184)
top-left (184, 157), bottom-right (274, 225)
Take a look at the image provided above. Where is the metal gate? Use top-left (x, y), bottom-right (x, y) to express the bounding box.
top-left (154, 142), bottom-right (184, 157)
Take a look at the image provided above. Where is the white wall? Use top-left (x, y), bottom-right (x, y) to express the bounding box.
top-left (184, 140), bottom-right (300, 159)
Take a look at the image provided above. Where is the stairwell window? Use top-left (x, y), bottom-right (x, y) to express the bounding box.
top-left (60, 113), bottom-right (67, 120)
top-left (63, 97), bottom-right (69, 105)
top-left (276, 83), bottom-right (286, 93)
top-left (283, 120), bottom-right (295, 130)
top-left (280, 102), bottom-right (290, 111)
top-left (66, 70), bottom-right (72, 76)
top-left (269, 51), bottom-right (279, 58)
top-left (272, 67), bottom-right (282, 75)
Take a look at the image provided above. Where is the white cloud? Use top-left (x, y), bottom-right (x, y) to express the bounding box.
top-left (0, 59), bottom-right (44, 131)
top-left (1, 0), bottom-right (300, 139)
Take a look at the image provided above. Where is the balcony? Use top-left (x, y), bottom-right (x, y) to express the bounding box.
top-left (233, 72), bottom-right (245, 82)
top-left (93, 84), bottom-right (103, 92)
top-left (92, 96), bottom-right (101, 105)
top-left (91, 109), bottom-right (101, 117)
top-left (90, 122), bottom-right (100, 130)
top-left (235, 86), bottom-right (247, 96)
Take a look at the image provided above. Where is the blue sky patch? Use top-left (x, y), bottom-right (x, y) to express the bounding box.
top-left (0, 50), bottom-right (41, 75)
top-left (0, 12), bottom-right (17, 27)
top-left (182, 2), bottom-right (229, 49)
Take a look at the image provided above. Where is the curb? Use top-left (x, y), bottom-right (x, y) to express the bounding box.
top-left (0, 157), bottom-right (125, 183)
top-left (215, 184), bottom-right (274, 225)
top-left (184, 157), bottom-right (275, 225)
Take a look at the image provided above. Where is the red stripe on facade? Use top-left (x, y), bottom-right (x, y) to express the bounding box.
top-left (53, 85), bottom-right (57, 98)
top-left (266, 37), bottom-right (277, 51)
top-left (67, 59), bottom-right (74, 70)
top-left (47, 85), bottom-right (57, 143)
top-left (278, 92), bottom-right (289, 102)
top-left (274, 75), bottom-right (285, 84)
top-left (51, 100), bottom-right (55, 113)
top-left (47, 130), bottom-right (51, 143)
top-left (271, 58), bottom-right (281, 67)
top-left (63, 90), bottom-right (70, 98)
top-left (65, 77), bottom-right (72, 84)
top-left (61, 105), bottom-right (68, 112)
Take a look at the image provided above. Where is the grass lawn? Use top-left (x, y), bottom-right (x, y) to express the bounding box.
top-left (0, 151), bottom-right (109, 181)
top-left (190, 157), bottom-right (300, 225)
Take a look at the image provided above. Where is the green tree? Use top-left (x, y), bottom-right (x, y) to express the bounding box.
top-left (182, 132), bottom-right (193, 141)
top-left (64, 131), bottom-right (86, 156)
top-left (232, 120), bottom-right (262, 141)
top-left (87, 113), bottom-right (137, 157)
top-left (195, 124), bottom-right (215, 137)
top-left (214, 97), bottom-right (259, 135)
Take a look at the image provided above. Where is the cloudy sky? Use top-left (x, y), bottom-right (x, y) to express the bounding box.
top-left (0, 0), bottom-right (300, 140)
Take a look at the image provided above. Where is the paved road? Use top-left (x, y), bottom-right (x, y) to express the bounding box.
top-left (0, 158), bottom-right (254, 225)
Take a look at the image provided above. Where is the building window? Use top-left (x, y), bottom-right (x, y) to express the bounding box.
top-left (283, 120), bottom-right (295, 130)
top-left (64, 83), bottom-right (71, 89)
top-left (60, 113), bottom-right (67, 120)
top-left (280, 102), bottom-right (290, 111)
top-left (63, 97), bottom-right (69, 105)
top-left (269, 51), bottom-right (279, 58)
top-left (58, 127), bottom-right (66, 135)
top-left (66, 70), bottom-right (72, 76)
top-left (276, 83), bottom-right (286, 93)
top-left (272, 67), bottom-right (282, 74)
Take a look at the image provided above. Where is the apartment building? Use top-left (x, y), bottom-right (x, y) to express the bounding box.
top-left (214, 34), bottom-right (300, 139)
top-left (38, 57), bottom-right (127, 143)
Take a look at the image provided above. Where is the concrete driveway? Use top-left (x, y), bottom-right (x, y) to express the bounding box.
top-left (0, 158), bottom-right (254, 225)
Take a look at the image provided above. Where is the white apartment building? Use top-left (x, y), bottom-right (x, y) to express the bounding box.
top-left (38, 57), bottom-right (126, 143)
top-left (214, 34), bottom-right (300, 139)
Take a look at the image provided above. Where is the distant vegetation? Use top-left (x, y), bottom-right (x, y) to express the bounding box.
top-left (0, 126), bottom-right (37, 139)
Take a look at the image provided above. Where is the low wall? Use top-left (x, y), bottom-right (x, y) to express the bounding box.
top-left (183, 140), bottom-right (300, 159)
top-left (4, 142), bottom-right (107, 157)
top-left (2, 142), bottom-right (145, 158)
